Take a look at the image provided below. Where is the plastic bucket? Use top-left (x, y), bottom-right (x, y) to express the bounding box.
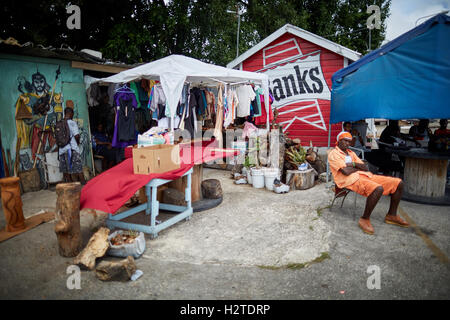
top-left (251, 168), bottom-right (264, 189)
top-left (263, 168), bottom-right (279, 191)
top-left (246, 169), bottom-right (253, 184)
top-left (45, 152), bottom-right (63, 183)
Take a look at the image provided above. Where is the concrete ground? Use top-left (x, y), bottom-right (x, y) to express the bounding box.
top-left (0, 168), bottom-right (449, 301)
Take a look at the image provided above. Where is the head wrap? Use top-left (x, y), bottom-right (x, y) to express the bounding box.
top-left (337, 131), bottom-right (352, 142)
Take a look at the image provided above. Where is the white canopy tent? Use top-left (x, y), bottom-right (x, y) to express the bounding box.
top-left (93, 54), bottom-right (271, 134)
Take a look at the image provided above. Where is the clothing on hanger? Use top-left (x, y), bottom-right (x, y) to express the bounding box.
top-left (236, 84), bottom-right (256, 118)
top-left (254, 92), bottom-right (274, 126)
top-left (112, 90), bottom-right (137, 147)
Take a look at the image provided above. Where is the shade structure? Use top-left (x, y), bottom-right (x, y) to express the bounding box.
top-left (95, 54), bottom-right (271, 129)
top-left (330, 13), bottom-right (450, 124)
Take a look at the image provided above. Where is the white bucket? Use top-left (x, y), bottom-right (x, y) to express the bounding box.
top-left (246, 168), bottom-right (253, 184)
top-left (45, 152), bottom-right (63, 183)
top-left (251, 168), bottom-right (264, 189)
top-left (263, 168), bottom-right (280, 191)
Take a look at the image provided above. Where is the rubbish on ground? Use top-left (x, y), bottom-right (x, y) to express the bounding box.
top-left (73, 227), bottom-right (110, 270)
top-left (234, 177), bottom-right (247, 184)
top-left (131, 269), bottom-right (143, 281)
top-left (95, 256), bottom-right (137, 282)
top-left (273, 178), bottom-right (290, 194)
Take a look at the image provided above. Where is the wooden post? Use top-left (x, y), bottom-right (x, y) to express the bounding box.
top-left (168, 164), bottom-right (203, 202)
top-left (0, 177), bottom-right (26, 232)
top-left (54, 182), bottom-right (83, 257)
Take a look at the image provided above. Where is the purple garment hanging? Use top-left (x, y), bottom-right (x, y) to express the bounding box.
top-left (112, 91), bottom-right (137, 148)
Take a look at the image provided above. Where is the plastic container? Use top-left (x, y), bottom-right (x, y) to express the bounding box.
top-left (107, 230), bottom-right (146, 259)
top-left (246, 168), bottom-right (253, 184)
top-left (251, 168), bottom-right (264, 189)
top-left (263, 167), bottom-right (280, 191)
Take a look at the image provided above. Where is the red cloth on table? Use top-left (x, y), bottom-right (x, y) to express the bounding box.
top-left (80, 142), bottom-right (238, 214)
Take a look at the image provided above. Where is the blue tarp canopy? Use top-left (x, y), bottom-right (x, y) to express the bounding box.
top-left (330, 13), bottom-right (450, 124)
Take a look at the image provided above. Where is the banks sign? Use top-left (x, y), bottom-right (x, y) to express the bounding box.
top-left (265, 51), bottom-right (331, 108)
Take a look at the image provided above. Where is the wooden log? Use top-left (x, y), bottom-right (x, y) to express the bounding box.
top-left (286, 169), bottom-right (315, 190)
top-left (138, 185), bottom-right (168, 204)
top-left (54, 182), bottom-right (83, 257)
top-left (73, 227), bottom-right (110, 269)
top-left (191, 164), bottom-right (203, 202)
top-left (0, 177), bottom-right (26, 232)
top-left (201, 179), bottom-right (223, 199)
top-left (95, 256), bottom-right (137, 282)
top-left (162, 188), bottom-right (187, 206)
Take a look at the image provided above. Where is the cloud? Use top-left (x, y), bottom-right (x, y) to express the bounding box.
top-left (384, 0), bottom-right (449, 44)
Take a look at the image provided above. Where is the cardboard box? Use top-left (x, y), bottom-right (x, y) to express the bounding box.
top-left (132, 144), bottom-right (180, 175)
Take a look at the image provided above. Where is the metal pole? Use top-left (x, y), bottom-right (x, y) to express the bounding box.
top-left (369, 28), bottom-right (371, 52)
top-left (326, 119), bottom-right (332, 184)
top-left (236, 13), bottom-right (240, 59)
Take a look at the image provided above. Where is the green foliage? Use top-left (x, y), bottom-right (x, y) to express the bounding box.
top-left (0, 0), bottom-right (391, 64)
top-left (286, 146), bottom-right (306, 166)
top-left (244, 154), bottom-right (257, 168)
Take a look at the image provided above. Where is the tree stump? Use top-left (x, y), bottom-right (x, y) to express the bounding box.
top-left (286, 169), bottom-right (315, 190)
top-left (54, 182), bottom-right (83, 257)
top-left (95, 256), bottom-right (137, 282)
top-left (201, 179), bottom-right (223, 199)
top-left (0, 177), bottom-right (26, 232)
top-left (73, 227), bottom-right (110, 270)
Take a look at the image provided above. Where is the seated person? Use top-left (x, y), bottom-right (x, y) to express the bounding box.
top-left (380, 120), bottom-right (419, 146)
top-left (92, 123), bottom-right (120, 170)
top-left (365, 121), bottom-right (404, 175)
top-left (434, 119), bottom-right (450, 138)
top-left (409, 119), bottom-right (432, 144)
top-left (380, 120), bottom-right (401, 144)
top-left (328, 132), bottom-right (409, 235)
top-left (430, 119), bottom-right (450, 152)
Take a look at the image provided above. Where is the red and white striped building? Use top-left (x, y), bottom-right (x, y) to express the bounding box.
top-left (227, 24), bottom-right (361, 147)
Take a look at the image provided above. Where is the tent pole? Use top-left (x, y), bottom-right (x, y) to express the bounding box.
top-left (326, 118), bottom-right (332, 184)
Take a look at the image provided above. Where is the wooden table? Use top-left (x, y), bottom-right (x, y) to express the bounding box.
top-left (386, 147), bottom-right (450, 205)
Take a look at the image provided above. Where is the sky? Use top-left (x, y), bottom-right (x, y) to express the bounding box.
top-left (383, 0), bottom-right (449, 43)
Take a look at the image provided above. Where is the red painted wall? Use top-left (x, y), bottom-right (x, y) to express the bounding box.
top-left (242, 33), bottom-right (343, 147)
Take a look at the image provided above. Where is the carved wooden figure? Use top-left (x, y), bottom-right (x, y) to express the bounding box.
top-left (0, 177), bottom-right (26, 232)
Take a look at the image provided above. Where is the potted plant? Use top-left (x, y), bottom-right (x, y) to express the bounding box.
top-left (285, 145), bottom-right (306, 169)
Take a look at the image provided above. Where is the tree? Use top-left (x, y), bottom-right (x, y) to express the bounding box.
top-left (0, 0), bottom-right (391, 65)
